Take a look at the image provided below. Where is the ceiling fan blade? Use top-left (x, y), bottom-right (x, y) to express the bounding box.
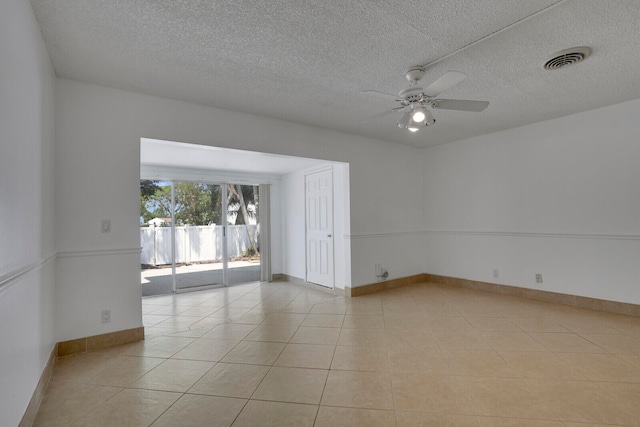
top-left (359, 90), bottom-right (398, 100)
top-left (359, 109), bottom-right (397, 123)
top-left (423, 71), bottom-right (467, 97)
top-left (432, 99), bottom-right (489, 112)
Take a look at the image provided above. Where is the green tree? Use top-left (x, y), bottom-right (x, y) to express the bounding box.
top-left (140, 180), bottom-right (161, 198)
top-left (143, 182), bottom-right (222, 226)
top-left (141, 182), bottom-right (257, 254)
top-left (174, 183), bottom-right (221, 225)
top-left (148, 185), bottom-right (172, 221)
top-left (228, 184), bottom-right (258, 253)
top-left (140, 180), bottom-right (161, 224)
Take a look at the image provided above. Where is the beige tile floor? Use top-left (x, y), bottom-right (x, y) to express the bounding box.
top-left (35, 281), bottom-right (640, 426)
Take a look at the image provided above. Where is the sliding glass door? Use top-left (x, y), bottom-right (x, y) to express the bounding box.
top-left (173, 182), bottom-right (225, 291)
top-left (140, 180), bottom-right (261, 296)
top-left (225, 184), bottom-right (260, 285)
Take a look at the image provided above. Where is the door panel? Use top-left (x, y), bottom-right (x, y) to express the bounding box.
top-left (306, 169), bottom-right (334, 288)
top-left (174, 182), bottom-right (224, 291)
top-left (225, 184), bottom-right (260, 285)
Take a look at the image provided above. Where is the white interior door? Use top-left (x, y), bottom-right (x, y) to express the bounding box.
top-left (305, 169), bottom-right (334, 288)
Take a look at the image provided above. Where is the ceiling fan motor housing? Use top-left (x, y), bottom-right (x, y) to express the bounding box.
top-left (398, 87), bottom-right (426, 103)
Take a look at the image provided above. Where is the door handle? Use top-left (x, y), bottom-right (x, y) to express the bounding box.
top-left (327, 234), bottom-right (332, 237)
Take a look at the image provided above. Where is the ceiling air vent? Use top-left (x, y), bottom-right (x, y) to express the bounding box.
top-left (543, 47), bottom-right (592, 70)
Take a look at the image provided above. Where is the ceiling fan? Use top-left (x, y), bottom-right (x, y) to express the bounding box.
top-left (362, 68), bottom-right (489, 132)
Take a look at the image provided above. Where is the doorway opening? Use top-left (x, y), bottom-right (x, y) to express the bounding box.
top-left (140, 137), bottom-right (351, 296)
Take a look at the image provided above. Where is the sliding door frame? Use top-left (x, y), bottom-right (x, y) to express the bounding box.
top-left (159, 179), bottom-right (265, 292)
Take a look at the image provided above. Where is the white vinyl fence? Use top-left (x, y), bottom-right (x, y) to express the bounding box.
top-left (141, 225), bottom-right (258, 265)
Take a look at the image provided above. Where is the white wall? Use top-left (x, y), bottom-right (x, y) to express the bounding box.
top-left (332, 163), bottom-right (352, 288)
top-left (269, 181), bottom-right (283, 276)
top-left (55, 78), bottom-right (427, 341)
top-left (281, 170), bottom-right (307, 280)
top-left (422, 98), bottom-right (640, 304)
top-left (281, 163), bottom-right (351, 289)
top-left (0, 1), bottom-right (56, 425)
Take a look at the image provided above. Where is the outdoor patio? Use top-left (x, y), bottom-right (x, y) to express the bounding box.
top-left (141, 261), bottom-right (261, 296)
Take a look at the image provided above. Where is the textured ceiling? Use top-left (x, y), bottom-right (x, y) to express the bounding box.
top-left (31, 0), bottom-right (640, 148)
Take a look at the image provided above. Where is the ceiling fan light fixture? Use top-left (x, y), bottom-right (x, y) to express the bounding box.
top-left (424, 110), bottom-right (436, 126)
top-left (398, 111), bottom-right (421, 132)
top-left (397, 111), bottom-right (412, 129)
top-left (411, 105), bottom-right (427, 123)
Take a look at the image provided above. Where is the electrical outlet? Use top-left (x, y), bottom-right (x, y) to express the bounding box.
top-left (101, 219), bottom-right (111, 233)
top-left (101, 309), bottom-right (111, 323)
top-left (535, 273), bottom-right (543, 284)
top-left (493, 269), bottom-right (499, 278)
